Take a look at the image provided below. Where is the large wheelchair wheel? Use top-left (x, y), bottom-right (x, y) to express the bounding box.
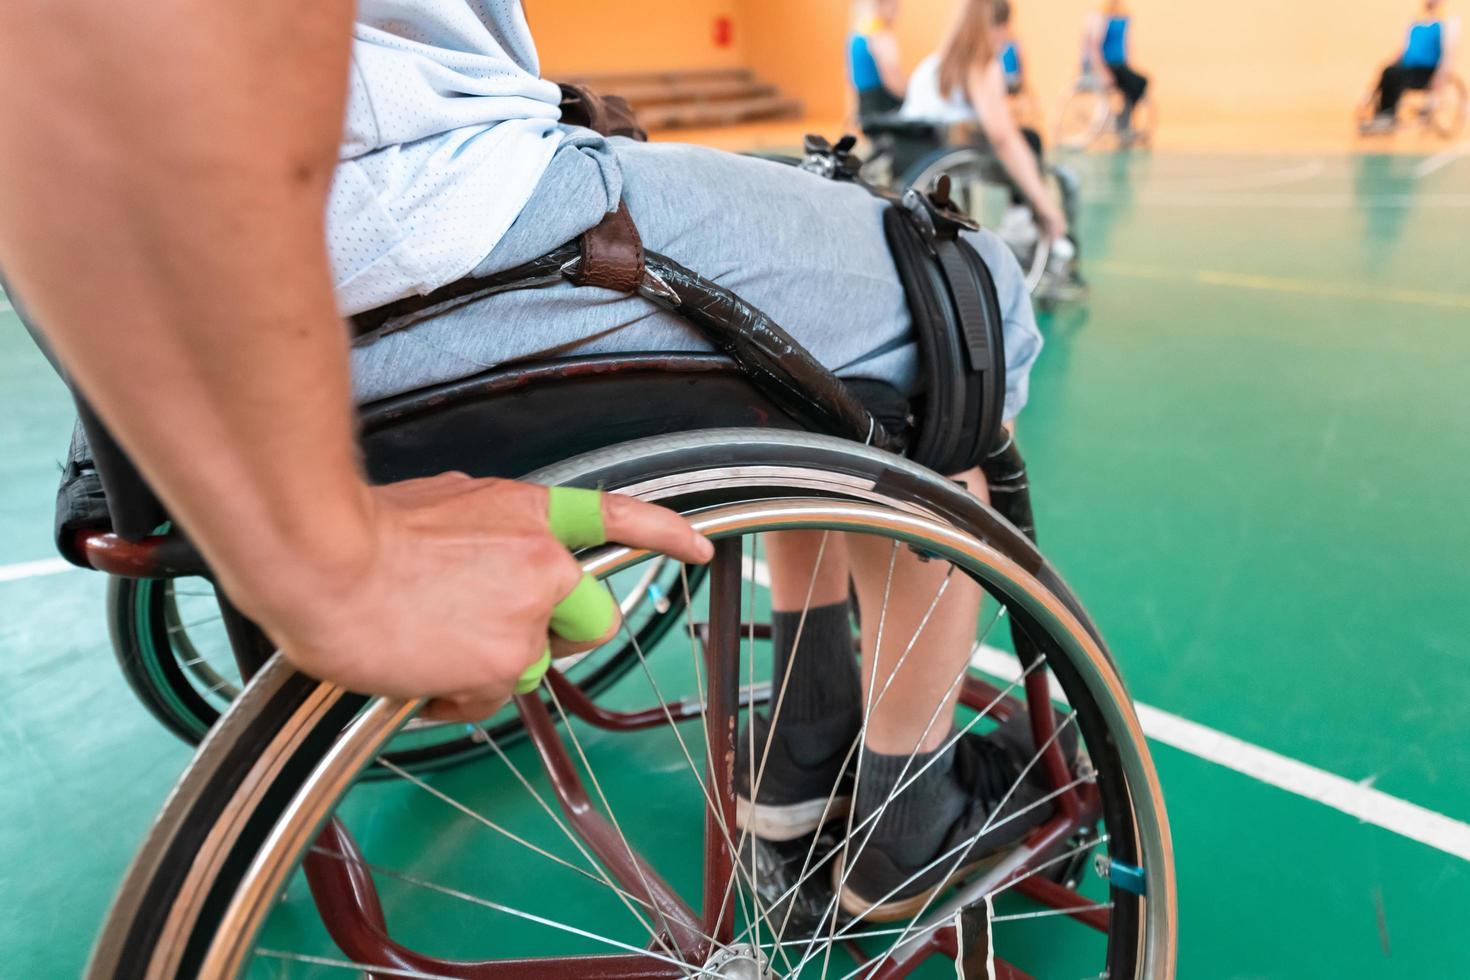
top-left (90, 430), bottom-right (1174, 979)
top-left (1054, 85), bottom-right (1112, 151)
top-left (106, 559), bottom-right (704, 772)
top-left (1056, 84), bottom-right (1154, 151)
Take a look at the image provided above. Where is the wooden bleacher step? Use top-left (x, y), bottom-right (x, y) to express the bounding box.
top-left (561, 67), bottom-right (803, 131)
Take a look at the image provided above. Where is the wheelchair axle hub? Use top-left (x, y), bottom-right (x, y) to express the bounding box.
top-left (704, 942), bottom-right (770, 979)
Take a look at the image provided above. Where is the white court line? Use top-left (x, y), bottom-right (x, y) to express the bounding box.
top-left (1147, 158), bottom-right (1326, 193)
top-left (744, 557), bottom-right (1470, 861)
top-left (8, 548), bottom-right (1464, 858)
top-left (1079, 191), bottom-right (1470, 209)
top-left (1413, 141), bottom-right (1470, 179)
top-left (966, 644), bottom-right (1470, 863)
top-left (0, 556), bottom-right (77, 584)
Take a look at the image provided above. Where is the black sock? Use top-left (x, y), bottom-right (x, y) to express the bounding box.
top-left (854, 739), bottom-right (967, 869)
top-left (768, 601), bottom-right (860, 761)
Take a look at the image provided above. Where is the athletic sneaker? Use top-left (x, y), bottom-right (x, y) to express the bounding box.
top-left (734, 710), bottom-right (859, 842)
top-left (1036, 237), bottom-right (1087, 305)
top-left (834, 712), bottom-right (1079, 922)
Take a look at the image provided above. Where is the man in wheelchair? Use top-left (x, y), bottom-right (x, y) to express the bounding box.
top-left (0, 0), bottom-right (1058, 924)
top-left (1361, 0), bottom-right (1462, 134)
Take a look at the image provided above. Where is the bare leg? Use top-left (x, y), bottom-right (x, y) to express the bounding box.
top-left (848, 468), bottom-right (987, 755)
top-left (764, 531), bottom-right (850, 612)
top-left (761, 471), bottom-right (989, 756)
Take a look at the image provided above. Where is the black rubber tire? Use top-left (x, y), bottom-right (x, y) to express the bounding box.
top-left (105, 562), bottom-right (705, 773)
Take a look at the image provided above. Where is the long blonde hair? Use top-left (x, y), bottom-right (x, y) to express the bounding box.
top-left (937, 0), bottom-right (996, 99)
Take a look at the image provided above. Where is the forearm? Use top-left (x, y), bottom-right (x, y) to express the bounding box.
top-left (873, 38), bottom-right (908, 97)
top-left (0, 0), bottom-right (365, 617)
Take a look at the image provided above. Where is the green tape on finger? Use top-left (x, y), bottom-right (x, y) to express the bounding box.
top-left (518, 576), bottom-right (614, 695)
top-left (550, 573), bottom-right (618, 644)
top-left (516, 649), bottom-right (552, 695)
top-left (546, 486), bottom-right (606, 550)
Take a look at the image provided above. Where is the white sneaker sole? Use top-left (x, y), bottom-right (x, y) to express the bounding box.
top-left (734, 793), bottom-right (851, 842)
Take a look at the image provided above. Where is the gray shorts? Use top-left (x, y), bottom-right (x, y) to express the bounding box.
top-left (350, 128), bottom-right (1043, 422)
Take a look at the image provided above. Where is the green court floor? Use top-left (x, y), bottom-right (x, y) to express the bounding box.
top-left (2, 150), bottom-right (1469, 977)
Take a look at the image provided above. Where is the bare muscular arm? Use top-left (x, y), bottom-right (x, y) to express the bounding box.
top-left (0, 0), bottom-right (710, 718)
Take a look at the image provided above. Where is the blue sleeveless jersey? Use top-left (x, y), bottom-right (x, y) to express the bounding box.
top-left (1403, 20), bottom-right (1444, 69)
top-left (1102, 16), bottom-right (1130, 66)
top-left (848, 33), bottom-right (882, 91)
top-left (1001, 42), bottom-right (1023, 85)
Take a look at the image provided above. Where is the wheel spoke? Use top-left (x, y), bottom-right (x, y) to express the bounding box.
top-left (305, 848), bottom-right (727, 976)
top-left (465, 726), bottom-right (722, 956)
top-left (165, 615), bottom-right (222, 635)
top-left (803, 560), bottom-right (979, 973)
top-left (812, 541), bottom-right (908, 976)
top-left (375, 757), bottom-right (685, 946)
top-left (254, 949), bottom-right (467, 979)
top-left (835, 712), bottom-right (1083, 979)
top-left (821, 832), bottom-right (1112, 980)
top-left (991, 903), bottom-right (1114, 923)
top-left (763, 602), bottom-right (1010, 957)
top-left (715, 530), bottom-right (835, 974)
top-left (543, 682), bottom-right (696, 974)
top-left (742, 624), bottom-right (1037, 957)
top-left (612, 569), bottom-right (763, 952)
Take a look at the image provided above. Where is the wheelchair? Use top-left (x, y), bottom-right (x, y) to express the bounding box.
top-left (1355, 70), bottom-right (1468, 139)
top-left (24, 171), bottom-right (1173, 978)
top-left (851, 118), bottom-right (1084, 308)
top-left (1053, 73), bottom-right (1156, 152)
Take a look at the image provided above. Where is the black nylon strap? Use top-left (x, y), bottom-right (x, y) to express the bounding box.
top-left (935, 240), bottom-right (992, 374)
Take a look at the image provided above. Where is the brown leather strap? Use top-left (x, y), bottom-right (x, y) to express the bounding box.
top-left (571, 202), bottom-right (644, 294)
top-left (557, 82), bottom-right (648, 141)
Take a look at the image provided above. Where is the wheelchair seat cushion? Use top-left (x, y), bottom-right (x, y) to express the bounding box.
top-left (357, 352), bottom-right (910, 484)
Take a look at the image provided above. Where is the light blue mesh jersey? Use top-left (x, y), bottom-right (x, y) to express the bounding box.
top-left (328, 1), bottom-right (565, 315)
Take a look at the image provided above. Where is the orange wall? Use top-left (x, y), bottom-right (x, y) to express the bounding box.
top-left (534, 1), bottom-right (1469, 132)
top-left (531, 0), bottom-right (746, 76)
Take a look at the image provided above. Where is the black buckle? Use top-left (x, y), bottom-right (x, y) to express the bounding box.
top-left (799, 133), bottom-right (864, 181)
top-left (900, 175), bottom-right (980, 244)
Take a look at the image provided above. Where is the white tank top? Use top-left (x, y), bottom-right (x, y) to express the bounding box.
top-left (328, 1), bottom-right (566, 315)
top-left (899, 54), bottom-right (977, 125)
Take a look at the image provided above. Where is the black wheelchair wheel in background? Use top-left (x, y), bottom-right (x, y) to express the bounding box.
top-left (106, 558), bottom-right (705, 773)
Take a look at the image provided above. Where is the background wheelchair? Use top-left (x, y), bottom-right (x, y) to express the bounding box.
top-left (853, 118), bottom-right (1083, 308)
top-left (27, 189), bottom-right (1173, 978)
top-left (1355, 70), bottom-right (1469, 139)
top-left (1054, 74), bottom-right (1157, 152)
